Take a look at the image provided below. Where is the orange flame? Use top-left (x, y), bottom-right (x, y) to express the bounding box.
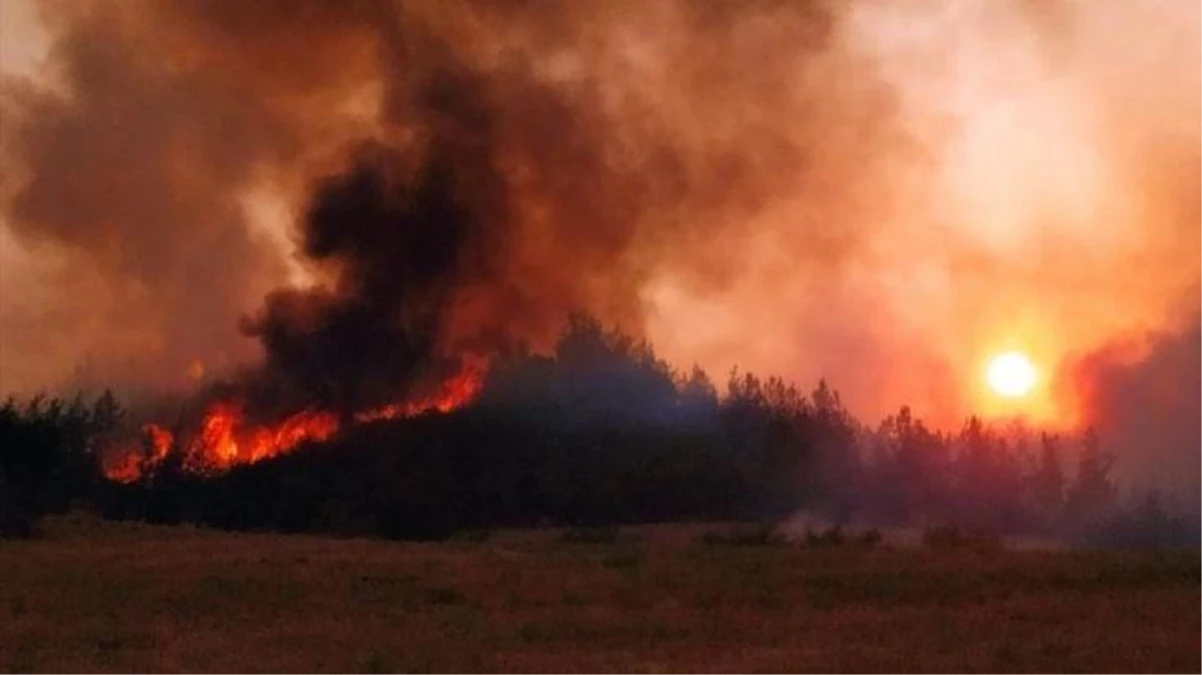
top-left (103, 359), bottom-right (487, 482)
top-left (145, 424), bottom-right (174, 462)
top-left (102, 423), bottom-right (176, 483)
top-left (182, 402), bottom-right (339, 474)
top-left (356, 360), bottom-right (486, 422)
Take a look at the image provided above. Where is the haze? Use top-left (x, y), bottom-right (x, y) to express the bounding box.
top-left (1, 0), bottom-right (1197, 497)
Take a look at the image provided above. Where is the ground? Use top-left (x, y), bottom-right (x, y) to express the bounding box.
top-left (1, 516), bottom-right (1198, 673)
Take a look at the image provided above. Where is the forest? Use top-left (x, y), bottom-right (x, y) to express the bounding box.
top-left (1, 316), bottom-right (1195, 547)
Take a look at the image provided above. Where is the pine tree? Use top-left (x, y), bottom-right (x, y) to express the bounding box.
top-left (1033, 432), bottom-right (1066, 522)
top-left (1066, 427), bottom-right (1116, 522)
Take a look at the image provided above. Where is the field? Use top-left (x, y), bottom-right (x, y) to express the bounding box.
top-left (1, 517), bottom-right (1198, 673)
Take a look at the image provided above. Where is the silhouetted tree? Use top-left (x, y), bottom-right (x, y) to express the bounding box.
top-left (954, 417), bottom-right (1030, 528)
top-left (0, 391), bottom-right (124, 534)
top-left (1033, 432), bottom-right (1066, 523)
top-left (867, 407), bottom-right (948, 523)
top-left (1065, 427), bottom-right (1117, 524)
top-left (803, 379), bottom-right (860, 520)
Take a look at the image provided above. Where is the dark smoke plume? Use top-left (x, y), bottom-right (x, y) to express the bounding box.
top-left (240, 139), bottom-right (485, 412)
top-left (4, 0), bottom-right (891, 399)
top-left (1070, 313), bottom-right (1201, 501)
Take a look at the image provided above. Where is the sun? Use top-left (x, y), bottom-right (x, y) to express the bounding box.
top-left (986, 350), bottom-right (1038, 398)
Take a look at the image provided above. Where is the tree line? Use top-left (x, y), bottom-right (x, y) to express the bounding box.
top-left (1, 315), bottom-right (1195, 545)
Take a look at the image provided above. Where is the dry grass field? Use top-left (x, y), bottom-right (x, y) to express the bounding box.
top-left (1, 515), bottom-right (1198, 673)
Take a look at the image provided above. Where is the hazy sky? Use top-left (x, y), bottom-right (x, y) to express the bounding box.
top-left (0, 0), bottom-right (1197, 474)
top-left (0, 0), bottom-right (48, 78)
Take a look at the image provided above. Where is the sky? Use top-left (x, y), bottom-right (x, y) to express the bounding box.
top-left (0, 0), bottom-right (1198, 494)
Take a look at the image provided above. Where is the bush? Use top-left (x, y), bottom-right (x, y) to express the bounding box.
top-left (449, 528), bottom-right (491, 544)
top-left (0, 501), bottom-right (40, 540)
top-left (558, 525), bottom-right (621, 545)
top-left (801, 525), bottom-right (881, 549)
top-left (697, 524), bottom-right (784, 547)
top-left (1081, 494), bottom-right (1201, 550)
top-left (804, 525), bottom-right (845, 548)
top-left (922, 525), bottom-right (1000, 551)
top-left (857, 528), bottom-right (883, 548)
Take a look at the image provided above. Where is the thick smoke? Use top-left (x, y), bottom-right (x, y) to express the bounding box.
top-left (0, 0), bottom-right (379, 393)
top-left (5, 0), bottom-right (903, 408)
top-left (1, 1), bottom-right (1198, 495)
top-left (1069, 312), bottom-right (1201, 502)
top-left (240, 137), bottom-right (487, 413)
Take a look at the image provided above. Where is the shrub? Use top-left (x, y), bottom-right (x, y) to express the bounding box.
top-left (559, 525), bottom-right (620, 545)
top-left (1081, 493), bottom-right (1201, 550)
top-left (0, 504), bottom-right (39, 535)
top-left (449, 528), bottom-right (491, 544)
top-left (804, 525), bottom-right (846, 548)
top-left (857, 528), bottom-right (883, 548)
top-left (0, 501), bottom-right (40, 540)
top-left (923, 525), bottom-right (1000, 551)
top-left (697, 524), bottom-right (784, 547)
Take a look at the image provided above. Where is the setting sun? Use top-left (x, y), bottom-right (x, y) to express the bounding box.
top-left (986, 351), bottom-right (1038, 398)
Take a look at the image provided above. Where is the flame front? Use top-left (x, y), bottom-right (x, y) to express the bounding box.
top-left (179, 403), bottom-right (339, 475)
top-left (103, 362), bottom-right (486, 482)
top-left (102, 423), bottom-right (176, 483)
top-left (356, 361), bottom-right (486, 422)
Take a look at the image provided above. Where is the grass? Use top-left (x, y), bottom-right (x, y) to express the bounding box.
top-left (0, 514), bottom-right (1197, 672)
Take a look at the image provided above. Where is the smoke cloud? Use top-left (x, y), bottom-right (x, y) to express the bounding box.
top-left (1, 1), bottom-right (1197, 492)
top-left (1070, 311), bottom-right (1201, 501)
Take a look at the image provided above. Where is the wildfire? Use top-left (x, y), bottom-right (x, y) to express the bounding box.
top-left (179, 402), bottom-right (339, 475)
top-left (103, 360), bottom-right (487, 483)
top-left (355, 361), bottom-right (486, 422)
top-left (101, 422), bottom-right (176, 483)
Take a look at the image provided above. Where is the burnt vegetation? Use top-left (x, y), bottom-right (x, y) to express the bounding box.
top-left (2, 317), bottom-right (1196, 547)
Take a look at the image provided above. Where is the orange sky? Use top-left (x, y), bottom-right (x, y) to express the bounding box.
top-left (643, 0), bottom-right (1200, 428)
top-left (0, 0), bottom-right (1197, 433)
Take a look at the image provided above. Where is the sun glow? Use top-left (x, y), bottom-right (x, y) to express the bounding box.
top-left (986, 350), bottom-right (1038, 398)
